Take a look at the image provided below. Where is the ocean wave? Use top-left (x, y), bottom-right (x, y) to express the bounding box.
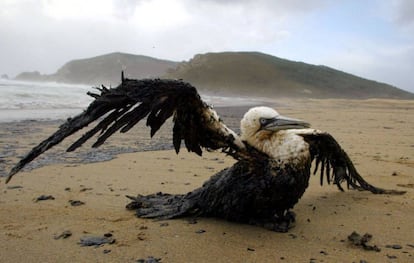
top-left (0, 79), bottom-right (93, 111)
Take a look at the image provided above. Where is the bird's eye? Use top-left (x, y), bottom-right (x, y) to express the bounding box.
top-left (260, 118), bottom-right (267, 125)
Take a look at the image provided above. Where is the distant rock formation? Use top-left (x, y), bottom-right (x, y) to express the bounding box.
top-left (15, 71), bottom-right (47, 82)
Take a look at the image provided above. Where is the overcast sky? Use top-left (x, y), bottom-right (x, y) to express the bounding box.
top-left (1, 0), bottom-right (413, 92)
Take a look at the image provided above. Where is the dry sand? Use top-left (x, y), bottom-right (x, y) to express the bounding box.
top-left (0, 99), bottom-right (413, 263)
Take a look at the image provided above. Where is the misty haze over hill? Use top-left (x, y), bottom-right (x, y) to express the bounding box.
top-left (14, 51), bottom-right (414, 99)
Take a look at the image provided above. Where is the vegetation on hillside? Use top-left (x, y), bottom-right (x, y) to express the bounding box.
top-left (167, 52), bottom-right (413, 99)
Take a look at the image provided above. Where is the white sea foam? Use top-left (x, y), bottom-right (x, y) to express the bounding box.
top-left (201, 94), bottom-right (262, 108)
top-left (0, 79), bottom-right (92, 110)
top-left (0, 79), bottom-right (93, 122)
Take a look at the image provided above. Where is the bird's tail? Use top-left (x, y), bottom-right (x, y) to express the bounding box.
top-left (126, 192), bottom-right (200, 219)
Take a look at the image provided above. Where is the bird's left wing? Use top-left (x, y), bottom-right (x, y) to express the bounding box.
top-left (299, 130), bottom-right (405, 195)
top-left (6, 77), bottom-right (247, 183)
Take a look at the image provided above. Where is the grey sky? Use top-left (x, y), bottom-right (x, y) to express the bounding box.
top-left (0, 0), bottom-right (413, 92)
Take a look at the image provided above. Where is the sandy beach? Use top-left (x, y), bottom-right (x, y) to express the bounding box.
top-left (0, 99), bottom-right (413, 262)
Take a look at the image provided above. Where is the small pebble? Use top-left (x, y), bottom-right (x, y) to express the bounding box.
top-left (36, 195), bottom-right (55, 202)
top-left (347, 231), bottom-right (381, 252)
top-left (136, 256), bottom-right (162, 263)
top-left (187, 218), bottom-right (198, 224)
top-left (54, 230), bottom-right (72, 240)
top-left (386, 244), bottom-right (403, 249)
top-left (79, 235), bottom-right (115, 247)
top-left (69, 200), bottom-right (85, 206)
top-left (104, 233), bottom-right (113, 237)
top-left (386, 254), bottom-right (397, 259)
top-left (7, 185), bottom-right (23, 190)
top-left (195, 229), bottom-right (206, 234)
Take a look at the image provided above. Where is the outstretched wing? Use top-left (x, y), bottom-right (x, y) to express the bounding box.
top-left (300, 131), bottom-right (405, 195)
top-left (6, 76), bottom-right (246, 183)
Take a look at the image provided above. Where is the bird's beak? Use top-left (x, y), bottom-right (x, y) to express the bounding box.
top-left (263, 116), bottom-right (310, 131)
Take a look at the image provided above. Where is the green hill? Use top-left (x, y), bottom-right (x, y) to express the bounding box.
top-left (166, 52), bottom-right (414, 99)
top-left (17, 52), bottom-right (178, 85)
top-left (54, 52), bottom-right (178, 85)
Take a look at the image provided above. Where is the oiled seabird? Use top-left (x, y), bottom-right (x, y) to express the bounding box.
top-left (6, 76), bottom-right (404, 232)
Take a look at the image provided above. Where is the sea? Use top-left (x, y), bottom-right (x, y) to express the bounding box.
top-left (0, 79), bottom-right (261, 123)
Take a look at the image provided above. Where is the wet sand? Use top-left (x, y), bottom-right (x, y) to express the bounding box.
top-left (0, 99), bottom-right (413, 262)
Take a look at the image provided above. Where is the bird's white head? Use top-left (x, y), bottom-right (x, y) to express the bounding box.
top-left (240, 106), bottom-right (310, 143)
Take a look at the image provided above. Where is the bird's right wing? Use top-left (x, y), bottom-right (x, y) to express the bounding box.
top-left (7, 76), bottom-right (249, 183)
